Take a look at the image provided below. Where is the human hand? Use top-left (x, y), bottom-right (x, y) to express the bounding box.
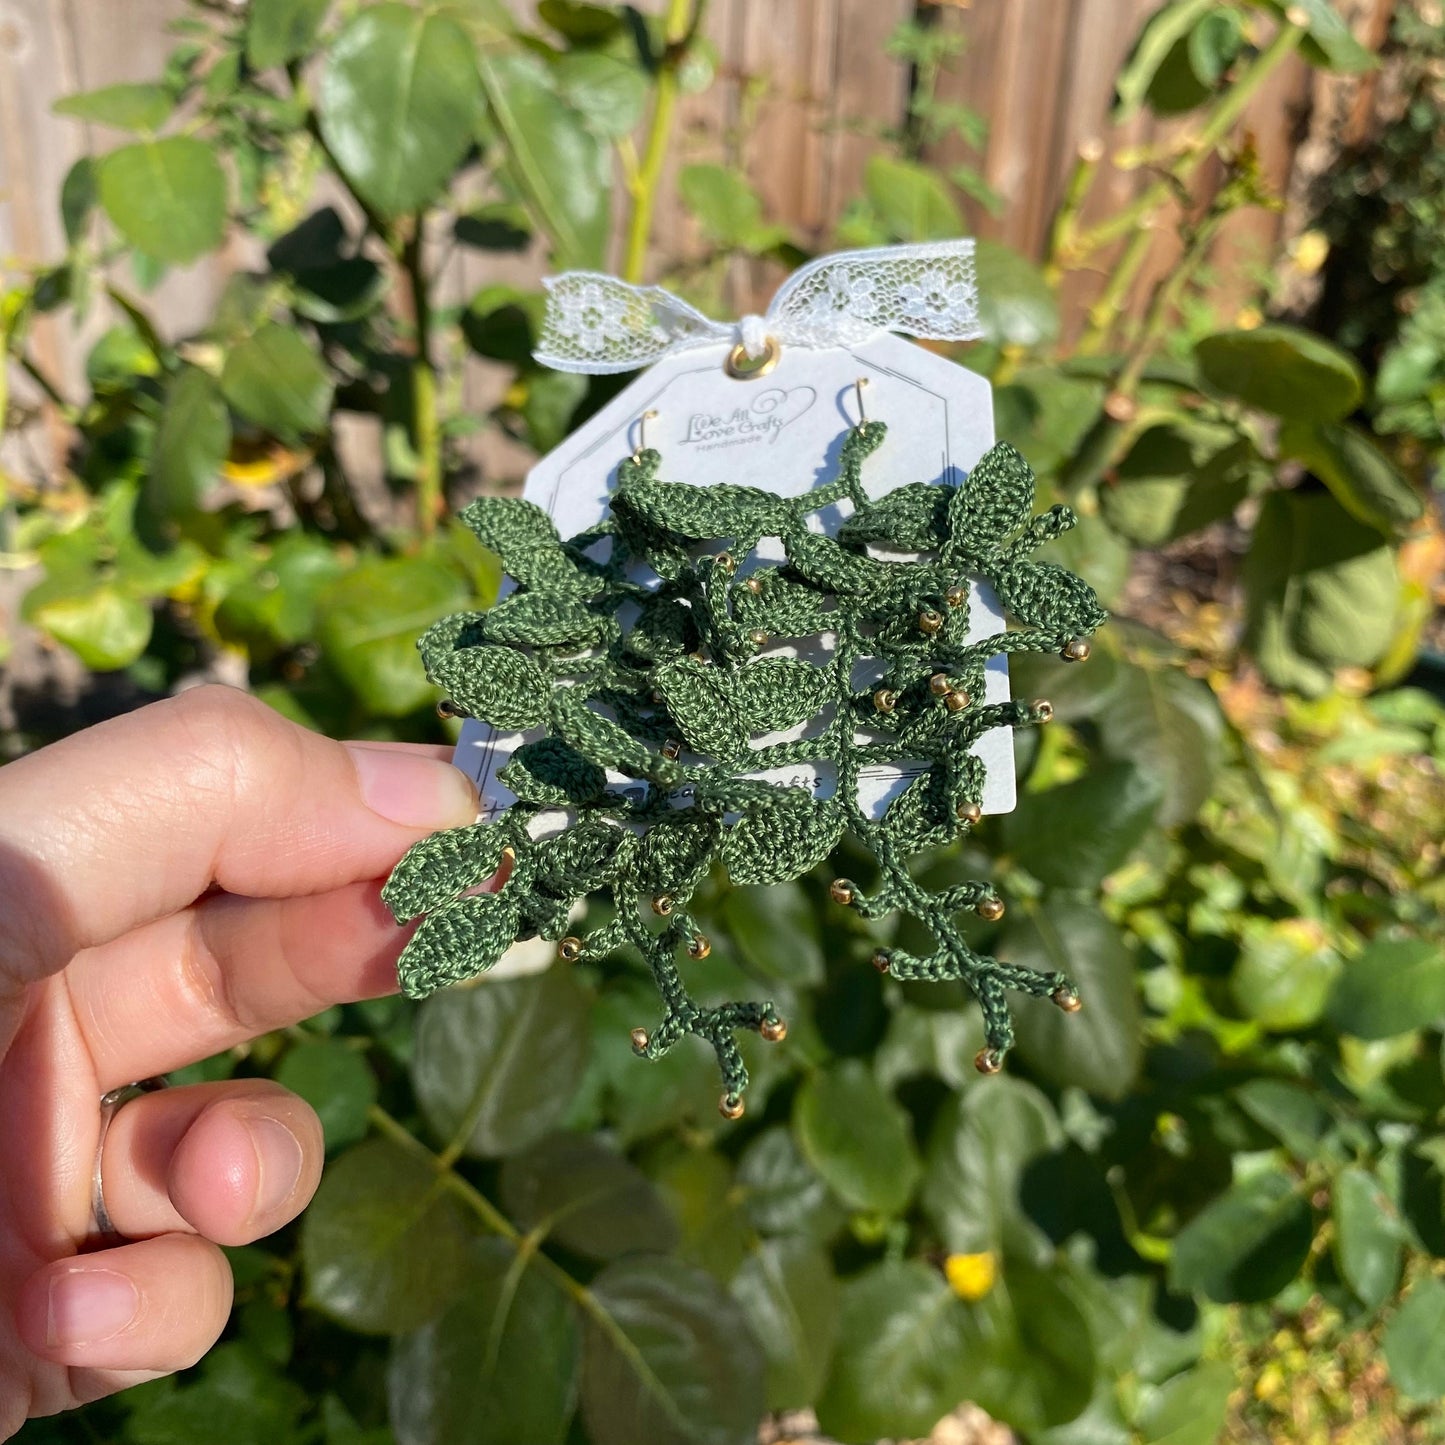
top-left (0, 687), bottom-right (479, 1437)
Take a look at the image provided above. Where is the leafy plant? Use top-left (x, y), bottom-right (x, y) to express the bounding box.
top-left (4, 2), bottom-right (1445, 1445)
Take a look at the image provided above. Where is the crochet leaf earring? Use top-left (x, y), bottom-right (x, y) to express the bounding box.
top-left (384, 403), bottom-right (1105, 1117)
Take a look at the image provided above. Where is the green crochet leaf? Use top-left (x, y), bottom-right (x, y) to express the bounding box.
top-left (424, 635), bottom-right (549, 728)
top-left (654, 657), bottom-right (748, 761)
top-left (399, 891), bottom-right (522, 997)
top-left (499, 737), bottom-right (607, 806)
top-left (381, 821), bottom-right (513, 920)
top-left (387, 424), bottom-right (1107, 1115)
top-left (722, 797), bottom-right (843, 886)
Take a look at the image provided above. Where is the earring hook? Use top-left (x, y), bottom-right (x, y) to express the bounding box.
top-left (633, 408), bottom-right (658, 460)
top-left (854, 377), bottom-right (869, 430)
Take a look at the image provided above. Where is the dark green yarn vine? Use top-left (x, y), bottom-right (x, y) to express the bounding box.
top-left (383, 422), bottom-right (1107, 1115)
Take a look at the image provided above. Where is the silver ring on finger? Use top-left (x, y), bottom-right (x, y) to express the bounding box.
top-left (90, 1078), bottom-right (169, 1246)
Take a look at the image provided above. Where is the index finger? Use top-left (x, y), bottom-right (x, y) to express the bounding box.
top-left (0, 686), bottom-right (477, 991)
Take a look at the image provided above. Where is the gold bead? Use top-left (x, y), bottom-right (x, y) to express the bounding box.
top-left (760, 1016), bottom-right (788, 1042)
top-left (944, 690), bottom-right (969, 713)
top-left (929, 673), bottom-right (953, 696)
top-left (662, 738), bottom-right (682, 760)
top-left (558, 935), bottom-right (584, 963)
top-left (945, 585), bottom-right (967, 609)
top-left (873, 687), bottom-right (898, 714)
top-left (974, 1048), bottom-right (1003, 1075)
top-left (745, 575), bottom-right (764, 595)
top-left (719, 1093), bottom-right (746, 1120)
top-left (749, 629), bottom-right (769, 648)
top-left (976, 897), bottom-right (1005, 922)
top-left (687, 933), bottom-right (712, 960)
top-left (918, 608), bottom-right (943, 635)
top-left (436, 698), bottom-right (466, 719)
top-left (829, 878), bottom-right (856, 906)
top-left (1061, 638), bottom-right (1091, 663)
top-left (715, 551), bottom-right (736, 574)
top-left (651, 893), bottom-right (675, 916)
top-left (1032, 699), bottom-right (1055, 723)
top-left (957, 801), bottom-right (983, 824)
top-left (1052, 986), bottom-right (1083, 1013)
top-left (631, 1027), bottom-right (650, 1053)
top-left (871, 949), bottom-right (892, 973)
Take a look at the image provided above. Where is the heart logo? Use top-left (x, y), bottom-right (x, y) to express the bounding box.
top-left (749, 386), bottom-right (816, 441)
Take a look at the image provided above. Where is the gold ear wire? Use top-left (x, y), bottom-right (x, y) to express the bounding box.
top-left (854, 377), bottom-right (870, 430)
top-left (633, 408), bottom-right (658, 461)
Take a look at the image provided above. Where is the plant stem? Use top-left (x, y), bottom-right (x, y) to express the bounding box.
top-left (1069, 20), bottom-right (1305, 262)
top-left (621, 0), bottom-right (700, 284)
top-left (402, 221), bottom-right (443, 536)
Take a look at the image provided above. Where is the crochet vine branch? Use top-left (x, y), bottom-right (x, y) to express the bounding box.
top-left (383, 423), bottom-right (1107, 1116)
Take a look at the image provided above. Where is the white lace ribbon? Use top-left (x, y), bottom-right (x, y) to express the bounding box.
top-left (534, 240), bottom-right (981, 374)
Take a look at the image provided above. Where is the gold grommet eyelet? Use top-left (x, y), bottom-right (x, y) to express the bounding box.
top-left (724, 335), bottom-right (781, 380)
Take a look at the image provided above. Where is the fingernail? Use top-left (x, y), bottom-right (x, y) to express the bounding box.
top-left (47, 1269), bottom-right (138, 1348)
top-left (247, 1117), bottom-right (305, 1224)
top-left (346, 745), bottom-right (479, 830)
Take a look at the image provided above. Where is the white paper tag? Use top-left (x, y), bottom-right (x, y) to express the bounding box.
top-left (454, 333), bottom-right (1015, 818)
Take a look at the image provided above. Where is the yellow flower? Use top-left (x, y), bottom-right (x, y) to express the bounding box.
top-left (1234, 306), bottom-right (1264, 331)
top-left (1291, 230), bottom-right (1330, 276)
top-left (945, 1251), bottom-right (996, 1301)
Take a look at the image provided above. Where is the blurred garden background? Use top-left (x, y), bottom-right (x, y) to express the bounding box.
top-left (2, 0), bottom-right (1444, 1442)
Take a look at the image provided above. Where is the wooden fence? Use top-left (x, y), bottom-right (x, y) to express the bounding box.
top-left (1, 0), bottom-right (1373, 407)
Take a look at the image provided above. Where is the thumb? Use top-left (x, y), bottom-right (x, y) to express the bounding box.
top-left (0, 686), bottom-right (477, 988)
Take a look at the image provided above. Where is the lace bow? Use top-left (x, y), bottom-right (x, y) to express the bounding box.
top-left (534, 240), bottom-right (981, 374)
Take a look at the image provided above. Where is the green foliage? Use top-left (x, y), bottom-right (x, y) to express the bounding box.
top-left (5, 2), bottom-right (1444, 1443)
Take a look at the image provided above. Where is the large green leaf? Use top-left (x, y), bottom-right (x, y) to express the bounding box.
top-left (1098, 424), bottom-right (1252, 547)
top-left (1383, 1277), bottom-right (1445, 1400)
top-left (679, 164), bottom-right (786, 252)
top-left (97, 138), bottom-right (227, 264)
top-left (1194, 324), bottom-right (1363, 421)
top-left (1135, 1361), bottom-right (1235, 1445)
top-left (388, 1238), bottom-right (578, 1445)
top-left (974, 239), bottom-right (1060, 347)
top-left (793, 1061), bottom-right (921, 1215)
top-left (722, 882), bottom-right (824, 986)
top-left (736, 1126), bottom-right (842, 1238)
top-left (318, 3), bottom-right (481, 218)
top-left (480, 51), bottom-right (609, 268)
top-left (54, 82), bottom-right (172, 132)
top-left (149, 366), bottom-right (229, 516)
top-left (1328, 935), bottom-right (1445, 1040)
top-left (553, 51), bottom-right (648, 139)
top-left (731, 1239), bottom-right (839, 1410)
top-left (580, 1257), bottom-right (766, 1445)
top-left (315, 557), bottom-right (471, 715)
top-left (1168, 1169), bottom-right (1313, 1304)
top-left (655, 1151), bottom-right (752, 1283)
top-left (814, 1260), bottom-right (971, 1442)
top-left (500, 1132), bottom-right (678, 1261)
top-left (1005, 760), bottom-right (1162, 889)
top-left (1243, 490), bottom-right (1399, 695)
top-left (247, 0), bottom-right (331, 69)
top-left (412, 967), bottom-right (591, 1158)
top-left (949, 1259), bottom-right (1096, 1435)
top-left (1096, 661), bottom-right (1224, 827)
top-left (1232, 918), bottom-right (1341, 1032)
top-left (1331, 1166), bottom-right (1402, 1311)
top-left (1263, 0), bottom-right (1377, 71)
top-left (864, 155), bottom-right (961, 242)
top-left (1278, 419), bottom-right (1423, 536)
top-left (921, 1076), bottom-right (1061, 1257)
top-left (276, 1038), bottom-right (376, 1154)
top-left (300, 1138), bottom-right (472, 1334)
top-left (1004, 900), bottom-right (1142, 1100)
top-left (220, 323), bottom-right (334, 442)
top-left (21, 578), bottom-right (152, 671)
top-left (1112, 0), bottom-right (1219, 119)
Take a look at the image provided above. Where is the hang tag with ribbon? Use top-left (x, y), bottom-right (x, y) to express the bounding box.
top-left (453, 239), bottom-right (1017, 820)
